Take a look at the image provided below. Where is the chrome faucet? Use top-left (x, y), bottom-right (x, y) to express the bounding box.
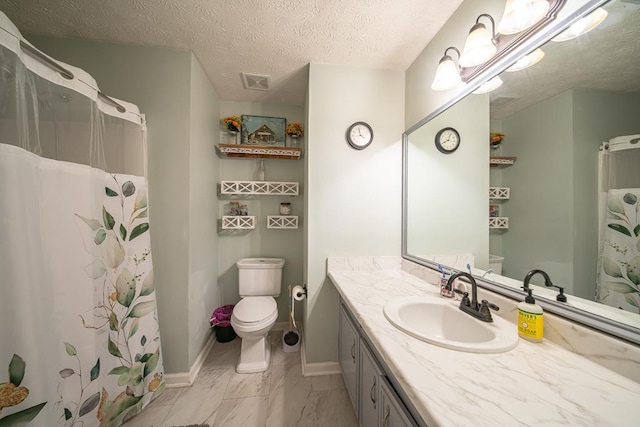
top-left (446, 272), bottom-right (499, 322)
top-left (523, 269), bottom-right (566, 302)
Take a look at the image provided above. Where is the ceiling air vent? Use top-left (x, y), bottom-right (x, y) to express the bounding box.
top-left (490, 96), bottom-right (519, 108)
top-left (241, 73), bottom-right (271, 91)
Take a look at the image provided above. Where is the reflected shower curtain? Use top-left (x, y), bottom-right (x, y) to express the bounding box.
top-left (0, 13), bottom-right (164, 427)
top-left (595, 138), bottom-right (640, 313)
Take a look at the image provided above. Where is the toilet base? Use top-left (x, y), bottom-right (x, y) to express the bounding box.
top-left (236, 335), bottom-right (271, 374)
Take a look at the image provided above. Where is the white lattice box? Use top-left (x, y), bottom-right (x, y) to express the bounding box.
top-left (218, 181), bottom-right (299, 196)
top-left (220, 216), bottom-right (257, 229)
top-left (489, 217), bottom-right (509, 229)
top-left (489, 187), bottom-right (510, 200)
top-left (267, 216), bottom-right (298, 229)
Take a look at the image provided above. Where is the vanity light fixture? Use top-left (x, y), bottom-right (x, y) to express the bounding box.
top-left (473, 76), bottom-right (503, 94)
top-left (459, 14), bottom-right (498, 68)
top-left (505, 48), bottom-right (545, 72)
top-left (551, 7), bottom-right (608, 42)
top-left (497, 0), bottom-right (551, 35)
top-left (431, 47), bottom-right (462, 91)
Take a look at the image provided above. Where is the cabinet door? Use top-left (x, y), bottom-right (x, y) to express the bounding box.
top-left (339, 304), bottom-right (359, 413)
top-left (359, 339), bottom-right (382, 427)
top-left (380, 378), bottom-right (417, 427)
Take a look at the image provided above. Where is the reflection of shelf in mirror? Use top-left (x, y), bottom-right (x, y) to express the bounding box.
top-left (489, 217), bottom-right (509, 230)
top-left (219, 216), bottom-right (257, 230)
top-left (489, 187), bottom-right (510, 202)
top-left (218, 181), bottom-right (299, 198)
top-left (215, 144), bottom-right (302, 160)
top-left (267, 216), bottom-right (298, 229)
top-left (490, 156), bottom-right (517, 168)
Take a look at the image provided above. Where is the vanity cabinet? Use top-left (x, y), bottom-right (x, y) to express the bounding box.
top-left (339, 303), bottom-right (359, 410)
top-left (380, 378), bottom-right (415, 427)
top-left (339, 302), bottom-right (419, 427)
top-left (359, 339), bottom-right (383, 426)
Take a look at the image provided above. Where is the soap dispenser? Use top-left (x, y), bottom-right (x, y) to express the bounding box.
top-left (517, 289), bottom-right (543, 342)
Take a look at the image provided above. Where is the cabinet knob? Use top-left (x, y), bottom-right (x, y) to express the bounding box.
top-left (350, 341), bottom-right (356, 362)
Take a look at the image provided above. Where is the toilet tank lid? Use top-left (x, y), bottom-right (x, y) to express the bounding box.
top-left (237, 258), bottom-right (285, 269)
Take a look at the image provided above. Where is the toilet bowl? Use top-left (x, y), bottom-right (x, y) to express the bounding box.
top-left (231, 297), bottom-right (278, 373)
top-left (232, 258), bottom-right (284, 373)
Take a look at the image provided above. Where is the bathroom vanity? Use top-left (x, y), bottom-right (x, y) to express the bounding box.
top-left (330, 257), bottom-right (640, 427)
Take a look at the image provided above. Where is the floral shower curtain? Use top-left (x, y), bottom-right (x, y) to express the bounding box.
top-left (595, 137), bottom-right (640, 313)
top-left (0, 13), bottom-right (164, 427)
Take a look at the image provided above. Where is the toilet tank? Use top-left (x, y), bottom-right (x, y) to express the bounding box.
top-left (237, 258), bottom-right (285, 297)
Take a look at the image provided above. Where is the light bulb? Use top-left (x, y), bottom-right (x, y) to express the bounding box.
top-left (552, 8), bottom-right (608, 42)
top-left (506, 49), bottom-right (545, 72)
top-left (459, 23), bottom-right (497, 68)
top-left (431, 55), bottom-right (461, 91)
top-left (473, 76), bottom-right (503, 94)
top-left (498, 0), bottom-right (550, 35)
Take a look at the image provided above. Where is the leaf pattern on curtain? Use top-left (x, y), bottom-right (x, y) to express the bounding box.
top-left (59, 175), bottom-right (164, 427)
top-left (597, 190), bottom-right (640, 312)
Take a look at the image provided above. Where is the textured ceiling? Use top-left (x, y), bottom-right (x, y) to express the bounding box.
top-left (491, 0), bottom-right (640, 118)
top-left (0, 0), bottom-right (464, 106)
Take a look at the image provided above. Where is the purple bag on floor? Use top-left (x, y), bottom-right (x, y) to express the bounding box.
top-left (210, 304), bottom-right (235, 327)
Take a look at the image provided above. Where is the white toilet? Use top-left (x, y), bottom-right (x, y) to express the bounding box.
top-left (231, 257), bottom-right (284, 373)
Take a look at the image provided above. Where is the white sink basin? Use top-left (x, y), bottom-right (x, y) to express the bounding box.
top-left (383, 296), bottom-right (518, 353)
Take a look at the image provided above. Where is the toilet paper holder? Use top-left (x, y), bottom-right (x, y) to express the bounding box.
top-left (292, 285), bottom-right (307, 301)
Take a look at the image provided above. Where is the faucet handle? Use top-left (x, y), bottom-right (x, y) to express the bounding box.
top-left (454, 289), bottom-right (470, 306)
top-left (481, 300), bottom-right (500, 311)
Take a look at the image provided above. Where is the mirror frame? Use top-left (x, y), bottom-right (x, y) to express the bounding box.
top-left (402, 0), bottom-right (640, 346)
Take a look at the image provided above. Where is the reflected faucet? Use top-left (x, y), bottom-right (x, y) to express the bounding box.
top-left (523, 269), bottom-right (553, 290)
top-left (446, 272), bottom-right (499, 322)
top-left (523, 269), bottom-right (566, 302)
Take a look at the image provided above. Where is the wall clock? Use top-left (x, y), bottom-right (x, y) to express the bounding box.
top-left (346, 122), bottom-right (373, 150)
top-left (434, 127), bottom-right (461, 154)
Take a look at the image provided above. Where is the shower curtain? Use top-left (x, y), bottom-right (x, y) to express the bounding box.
top-left (595, 137), bottom-right (640, 313)
top-left (0, 13), bottom-right (164, 427)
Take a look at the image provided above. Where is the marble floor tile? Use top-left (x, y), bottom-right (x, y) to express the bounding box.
top-left (311, 374), bottom-right (346, 392)
top-left (161, 368), bottom-right (232, 426)
top-left (122, 403), bottom-right (171, 427)
top-left (223, 368), bottom-right (271, 399)
top-left (203, 338), bottom-right (241, 371)
top-left (269, 333), bottom-right (302, 366)
top-left (208, 396), bottom-right (269, 427)
top-left (266, 363), bottom-right (312, 427)
top-left (298, 389), bottom-right (358, 427)
top-left (148, 386), bottom-right (185, 408)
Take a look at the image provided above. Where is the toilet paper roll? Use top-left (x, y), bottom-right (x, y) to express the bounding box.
top-left (292, 285), bottom-right (306, 301)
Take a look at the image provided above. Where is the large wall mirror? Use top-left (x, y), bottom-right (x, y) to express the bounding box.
top-left (403, 0), bottom-right (640, 344)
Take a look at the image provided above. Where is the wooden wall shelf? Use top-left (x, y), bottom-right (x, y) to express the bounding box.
top-left (215, 144), bottom-right (302, 160)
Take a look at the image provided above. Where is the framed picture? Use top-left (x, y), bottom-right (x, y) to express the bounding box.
top-left (241, 115), bottom-right (286, 147)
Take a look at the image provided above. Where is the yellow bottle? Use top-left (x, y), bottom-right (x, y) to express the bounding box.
top-left (518, 289), bottom-right (543, 342)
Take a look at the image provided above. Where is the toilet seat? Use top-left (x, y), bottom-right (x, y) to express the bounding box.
top-left (232, 297), bottom-right (277, 326)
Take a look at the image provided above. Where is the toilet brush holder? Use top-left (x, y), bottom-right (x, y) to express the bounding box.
top-left (282, 329), bottom-right (300, 353)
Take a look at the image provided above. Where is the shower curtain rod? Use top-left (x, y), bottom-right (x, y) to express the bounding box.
top-left (19, 40), bottom-right (127, 113)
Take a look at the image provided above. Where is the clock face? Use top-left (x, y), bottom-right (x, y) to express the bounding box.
top-left (435, 127), bottom-right (460, 154)
top-left (346, 122), bottom-right (373, 149)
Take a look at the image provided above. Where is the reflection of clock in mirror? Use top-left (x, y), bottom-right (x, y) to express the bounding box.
top-left (346, 121), bottom-right (374, 150)
top-left (434, 127), bottom-right (460, 154)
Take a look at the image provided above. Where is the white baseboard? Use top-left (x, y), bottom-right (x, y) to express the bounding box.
top-left (300, 326), bottom-right (341, 377)
top-left (165, 332), bottom-right (216, 388)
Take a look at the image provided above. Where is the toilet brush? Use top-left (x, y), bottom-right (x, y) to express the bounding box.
top-left (283, 285), bottom-right (299, 346)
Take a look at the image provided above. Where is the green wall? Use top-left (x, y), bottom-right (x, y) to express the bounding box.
top-left (305, 63), bottom-right (404, 363)
top-left (217, 101), bottom-right (305, 326)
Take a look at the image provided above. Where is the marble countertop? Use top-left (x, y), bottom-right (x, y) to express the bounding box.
top-left (328, 259), bottom-right (640, 427)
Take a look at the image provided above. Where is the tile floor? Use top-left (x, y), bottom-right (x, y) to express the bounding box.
top-left (122, 331), bottom-right (358, 427)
